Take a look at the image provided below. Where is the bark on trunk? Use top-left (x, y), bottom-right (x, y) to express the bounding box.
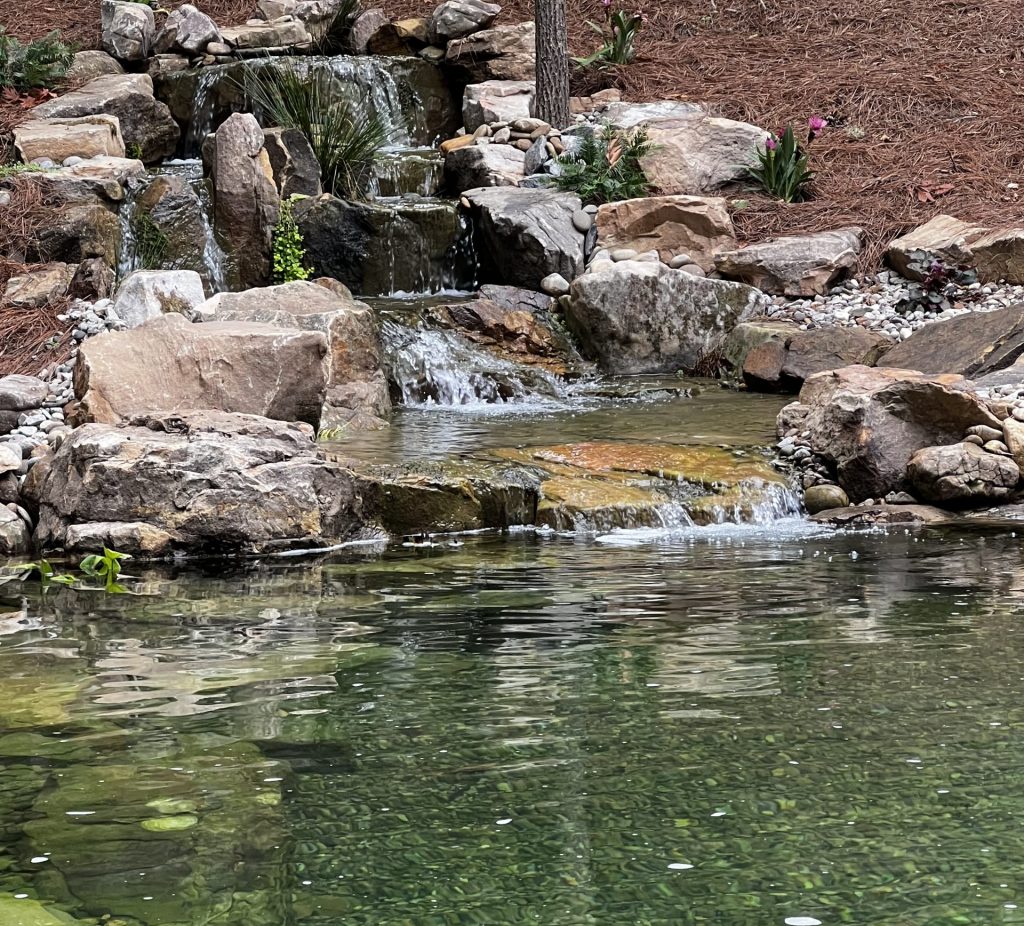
top-left (535, 0), bottom-right (570, 129)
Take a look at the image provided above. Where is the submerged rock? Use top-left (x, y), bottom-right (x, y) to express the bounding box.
top-left (810, 503), bottom-right (951, 527)
top-left (36, 411), bottom-right (366, 556)
top-left (567, 260), bottom-right (768, 375)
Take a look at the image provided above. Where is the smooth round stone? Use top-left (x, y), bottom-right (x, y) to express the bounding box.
top-left (610, 248), bottom-right (639, 262)
top-left (571, 210), bottom-right (593, 233)
top-left (62, 156), bottom-right (84, 167)
top-left (984, 440), bottom-right (1011, 455)
top-left (668, 253), bottom-right (694, 269)
top-left (583, 204), bottom-right (598, 215)
top-left (587, 259), bottom-right (614, 274)
top-left (634, 250), bottom-right (660, 262)
top-left (964, 434), bottom-right (985, 446)
top-left (540, 273), bottom-right (571, 297)
top-left (679, 263), bottom-right (706, 277)
top-left (1012, 406), bottom-right (1024, 422)
top-left (207, 41), bottom-right (231, 55)
top-left (804, 484), bottom-right (850, 515)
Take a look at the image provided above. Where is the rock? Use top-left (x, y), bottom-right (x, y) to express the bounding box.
top-left (541, 272), bottom-right (570, 296)
top-left (810, 503), bottom-right (951, 527)
top-left (971, 228), bottom-right (1024, 284)
top-left (478, 283), bottom-right (553, 315)
top-left (445, 143), bottom-right (527, 189)
top-left (908, 442), bottom-right (1019, 507)
top-left (523, 136), bottom-right (548, 175)
top-left (722, 318), bottom-right (798, 372)
top-left (211, 113), bottom-right (280, 290)
top-left (0, 446), bottom-right (22, 477)
top-left (0, 375), bottom-right (48, 412)
top-left (164, 3), bottom-right (222, 54)
top-left (444, 21), bottom-right (535, 81)
top-left (803, 484), bottom-right (849, 514)
top-left (15, 115), bottom-right (125, 163)
top-left (27, 203), bottom-right (121, 267)
top-left (785, 365), bottom-right (1003, 502)
top-left (886, 214), bottom-right (989, 280)
top-left (101, 0), bottom-right (155, 61)
top-left (1002, 418), bottom-right (1024, 470)
top-left (595, 195), bottom-right (735, 272)
top-left (263, 127), bottom-right (323, 199)
top-left (348, 8), bottom-right (389, 53)
top-left (572, 210), bottom-right (593, 234)
top-left (33, 74), bottom-right (179, 165)
top-left (74, 313), bottom-right (328, 427)
top-left (68, 257), bottom-right (116, 301)
top-left (220, 20), bottom-right (311, 48)
top-left (780, 328), bottom-right (893, 388)
top-left (3, 262), bottom-right (76, 308)
top-left (22, 155), bottom-right (143, 207)
top-left (463, 80), bottom-right (534, 133)
top-left (429, 0), bottom-right (501, 42)
top-left (967, 424), bottom-right (1005, 443)
top-left (203, 281), bottom-right (390, 428)
top-left (714, 227), bottom-right (864, 297)
top-left (603, 102), bottom-right (769, 194)
top-left (880, 303), bottom-right (1024, 378)
top-left (66, 50), bottom-right (124, 85)
top-left (463, 187), bottom-right (586, 290)
top-left (112, 270), bottom-right (207, 328)
top-left (35, 412), bottom-right (367, 556)
top-left (367, 18), bottom-right (431, 55)
top-left (258, 0), bottom-right (296, 17)
top-left (0, 506), bottom-right (30, 556)
top-left (567, 260), bottom-right (768, 374)
top-left (440, 134), bottom-right (475, 154)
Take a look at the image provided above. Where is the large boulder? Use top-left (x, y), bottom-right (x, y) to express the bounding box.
top-left (566, 260), bottom-right (768, 375)
top-left (33, 74), bottom-right (179, 165)
top-left (783, 365), bottom-right (1003, 502)
top-left (714, 228), bottom-right (863, 297)
top-left (220, 21), bottom-right (311, 49)
top-left (462, 80), bottom-right (534, 133)
top-left (430, 0), bottom-right (501, 42)
top-left (908, 442), bottom-right (1019, 507)
top-left (23, 155), bottom-right (144, 207)
top-left (65, 50), bottom-right (124, 85)
top-left (263, 127), bottom-right (322, 200)
top-left (445, 143), bottom-right (526, 190)
top-left (603, 102), bottom-right (769, 194)
top-left (3, 262), bottom-right (77, 308)
top-left (101, 0), bottom-right (155, 61)
top-left (880, 304), bottom-right (1024, 378)
top-left (34, 412), bottom-right (367, 556)
top-left (211, 113), bottom-right (280, 290)
top-left (27, 203), bottom-right (122, 267)
top-left (111, 270), bottom-right (207, 328)
top-left (595, 195), bottom-right (735, 271)
top-left (972, 229), bottom-right (1024, 284)
top-left (462, 187), bottom-right (586, 290)
top-left (162, 3), bottom-right (221, 54)
top-left (203, 281), bottom-right (391, 428)
top-left (14, 115), bottom-right (125, 163)
top-left (444, 22), bottom-right (535, 81)
top-left (886, 214), bottom-right (989, 279)
top-left (73, 313), bottom-right (328, 427)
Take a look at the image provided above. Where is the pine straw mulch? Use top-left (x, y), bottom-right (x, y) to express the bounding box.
top-left (383, 0), bottom-right (1024, 270)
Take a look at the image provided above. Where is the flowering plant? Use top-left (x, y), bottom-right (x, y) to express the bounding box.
top-left (574, 2), bottom-right (645, 68)
top-left (746, 116), bottom-right (826, 203)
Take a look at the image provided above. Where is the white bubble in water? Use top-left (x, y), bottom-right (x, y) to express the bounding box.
top-left (495, 818), bottom-right (512, 825)
top-left (667, 863), bottom-right (693, 870)
top-left (30, 857), bottom-right (48, 864)
top-left (785, 918), bottom-right (822, 926)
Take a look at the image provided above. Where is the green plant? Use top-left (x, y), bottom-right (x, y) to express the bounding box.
top-left (1, 548), bottom-right (132, 594)
top-left (127, 142), bottom-right (144, 160)
top-left (574, 6), bottom-right (645, 68)
top-left (272, 196), bottom-right (311, 283)
top-left (243, 64), bottom-right (390, 199)
top-left (132, 210), bottom-right (169, 270)
top-left (0, 162), bottom-right (49, 178)
top-left (552, 124), bottom-right (655, 205)
top-left (746, 117), bottom-right (826, 203)
top-left (309, 0), bottom-right (361, 54)
top-left (895, 250), bottom-right (978, 315)
top-left (317, 426), bottom-right (347, 441)
top-left (0, 29), bottom-right (74, 92)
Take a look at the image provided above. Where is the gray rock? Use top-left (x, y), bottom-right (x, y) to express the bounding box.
top-left (908, 442), bottom-right (1020, 507)
top-left (430, 0), bottom-right (501, 42)
top-left (444, 21), bottom-right (535, 82)
top-left (445, 143), bottom-right (527, 190)
top-left (803, 484), bottom-right (849, 514)
top-left (263, 127), bottom-right (323, 199)
top-left (523, 136), bottom-right (548, 175)
top-left (463, 187), bottom-right (586, 291)
top-left (220, 20), bottom-right (311, 48)
top-left (164, 3), bottom-right (222, 54)
top-left (66, 50), bottom-right (124, 85)
top-left (567, 260), bottom-right (768, 375)
top-left (348, 8), bottom-right (389, 53)
top-left (0, 376), bottom-right (49, 413)
top-left (610, 248), bottom-right (639, 261)
top-left (101, 0), bottom-right (155, 61)
top-left (540, 273), bottom-right (570, 296)
top-left (0, 506), bottom-right (30, 556)
top-left (967, 425), bottom-right (1004, 443)
top-left (112, 270), bottom-right (207, 328)
top-left (572, 210), bottom-right (593, 233)
top-left (463, 80), bottom-right (534, 134)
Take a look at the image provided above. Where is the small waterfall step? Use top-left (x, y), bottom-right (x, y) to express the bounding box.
top-left (370, 147), bottom-right (444, 199)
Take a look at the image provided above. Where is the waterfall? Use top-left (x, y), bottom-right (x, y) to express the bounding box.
top-left (184, 66), bottom-right (223, 157)
top-left (380, 319), bottom-right (571, 407)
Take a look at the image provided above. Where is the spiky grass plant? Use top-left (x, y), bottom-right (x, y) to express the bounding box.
top-left (552, 123), bottom-right (655, 205)
top-left (309, 0), bottom-right (361, 54)
top-left (244, 63), bottom-right (390, 200)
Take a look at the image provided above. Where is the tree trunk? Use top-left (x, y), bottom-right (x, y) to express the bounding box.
top-left (535, 0), bottom-right (570, 129)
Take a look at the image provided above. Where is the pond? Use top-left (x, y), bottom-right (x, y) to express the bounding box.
top-left (1, 390), bottom-right (1023, 925)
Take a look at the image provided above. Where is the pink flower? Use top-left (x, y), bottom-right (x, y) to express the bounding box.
top-left (765, 136), bottom-right (778, 151)
top-left (808, 116), bottom-right (827, 132)
top-left (601, 0), bottom-right (612, 6)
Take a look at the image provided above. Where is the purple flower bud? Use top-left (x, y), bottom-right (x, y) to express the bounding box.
top-left (808, 116), bottom-right (827, 133)
top-left (765, 137), bottom-right (778, 151)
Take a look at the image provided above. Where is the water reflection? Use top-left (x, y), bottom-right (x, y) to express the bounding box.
top-left (1, 529), bottom-right (1024, 923)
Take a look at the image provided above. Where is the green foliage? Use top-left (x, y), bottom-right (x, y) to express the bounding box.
top-left (243, 64), bottom-right (390, 199)
top-left (126, 142), bottom-right (144, 160)
top-left (551, 124), bottom-right (654, 205)
top-left (746, 124), bottom-right (814, 203)
top-left (896, 250), bottom-right (978, 315)
top-left (2, 548), bottom-right (132, 594)
top-left (0, 162), bottom-right (49, 178)
top-left (575, 8), bottom-right (645, 68)
top-left (0, 29), bottom-right (74, 92)
top-left (309, 0), bottom-right (361, 54)
top-left (272, 196), bottom-right (311, 283)
top-left (132, 210), bottom-right (169, 270)
top-left (317, 425), bottom-right (347, 441)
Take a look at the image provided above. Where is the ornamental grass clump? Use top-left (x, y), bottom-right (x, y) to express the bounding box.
top-left (575, 0), bottom-right (645, 68)
top-left (747, 116), bottom-right (827, 203)
top-left (552, 124), bottom-right (654, 205)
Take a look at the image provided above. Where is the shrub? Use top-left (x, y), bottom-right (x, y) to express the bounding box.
top-left (0, 29), bottom-right (74, 92)
top-left (746, 117), bottom-right (826, 203)
top-left (896, 250), bottom-right (977, 315)
top-left (244, 63), bottom-right (390, 200)
top-left (551, 124), bottom-right (654, 205)
top-left (575, 4), bottom-right (645, 68)
top-left (272, 196), bottom-right (311, 283)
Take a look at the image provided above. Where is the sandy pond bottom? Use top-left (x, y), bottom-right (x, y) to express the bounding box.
top-left (1, 388), bottom-right (1023, 925)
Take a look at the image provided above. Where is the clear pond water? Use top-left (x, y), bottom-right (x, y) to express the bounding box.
top-left (2, 393), bottom-right (1024, 925)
